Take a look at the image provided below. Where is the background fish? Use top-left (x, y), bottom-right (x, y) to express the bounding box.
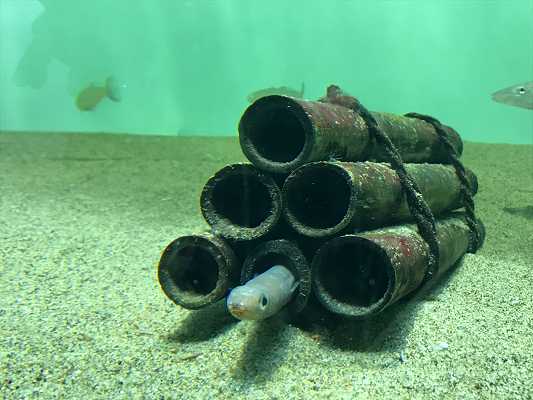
top-left (247, 82), bottom-right (305, 103)
top-left (75, 76), bottom-right (122, 111)
top-left (491, 81), bottom-right (533, 110)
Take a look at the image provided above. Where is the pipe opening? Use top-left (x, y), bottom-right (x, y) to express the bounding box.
top-left (211, 174), bottom-right (271, 228)
top-left (240, 239), bottom-right (311, 313)
top-left (245, 105), bottom-right (306, 163)
top-left (286, 166), bottom-right (351, 229)
top-left (168, 246), bottom-right (219, 295)
top-left (317, 240), bottom-right (389, 308)
top-left (246, 253), bottom-right (294, 278)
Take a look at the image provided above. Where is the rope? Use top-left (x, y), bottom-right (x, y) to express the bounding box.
top-left (404, 113), bottom-right (481, 252)
top-left (320, 86), bottom-right (440, 279)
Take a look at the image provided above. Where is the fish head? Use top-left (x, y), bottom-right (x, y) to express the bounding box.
top-left (491, 82), bottom-right (533, 110)
top-left (226, 285), bottom-right (270, 320)
top-left (106, 75), bottom-right (126, 102)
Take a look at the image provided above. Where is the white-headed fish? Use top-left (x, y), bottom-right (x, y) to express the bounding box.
top-left (226, 265), bottom-right (298, 321)
top-left (491, 81), bottom-right (533, 110)
top-left (75, 76), bottom-right (122, 111)
top-left (247, 82), bottom-right (305, 103)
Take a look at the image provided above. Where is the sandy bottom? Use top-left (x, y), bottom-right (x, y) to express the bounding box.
top-left (0, 132), bottom-right (532, 399)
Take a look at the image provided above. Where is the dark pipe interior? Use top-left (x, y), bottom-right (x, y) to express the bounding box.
top-left (169, 246), bottom-right (219, 295)
top-left (319, 241), bottom-right (389, 307)
top-left (249, 253), bottom-right (292, 277)
top-left (286, 167), bottom-right (351, 229)
top-left (211, 174), bottom-right (271, 228)
top-left (247, 106), bottom-right (306, 162)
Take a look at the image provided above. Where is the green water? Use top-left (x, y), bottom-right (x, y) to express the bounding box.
top-left (2, 2), bottom-right (533, 399)
top-left (1, 0), bottom-right (532, 143)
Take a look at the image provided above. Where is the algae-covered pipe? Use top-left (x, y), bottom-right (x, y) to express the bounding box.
top-left (232, 239), bottom-right (312, 318)
top-left (312, 213), bottom-right (485, 318)
top-left (200, 163), bottom-right (282, 241)
top-left (283, 161), bottom-right (478, 238)
top-left (158, 232), bottom-right (239, 309)
top-left (238, 95), bottom-right (463, 174)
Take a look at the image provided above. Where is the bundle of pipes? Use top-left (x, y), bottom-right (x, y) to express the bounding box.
top-left (157, 85), bottom-right (484, 323)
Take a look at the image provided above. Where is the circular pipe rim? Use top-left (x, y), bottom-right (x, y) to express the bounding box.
top-left (200, 163), bottom-right (282, 241)
top-left (282, 162), bottom-right (357, 238)
top-left (311, 235), bottom-right (395, 318)
top-left (158, 235), bottom-right (232, 309)
top-left (238, 95), bottom-right (315, 174)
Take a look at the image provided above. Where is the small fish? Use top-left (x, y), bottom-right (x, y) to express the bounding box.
top-left (432, 342), bottom-right (449, 351)
top-left (247, 82), bottom-right (305, 103)
top-left (503, 205), bottom-right (533, 220)
top-left (491, 81), bottom-right (533, 110)
top-left (75, 76), bottom-right (122, 111)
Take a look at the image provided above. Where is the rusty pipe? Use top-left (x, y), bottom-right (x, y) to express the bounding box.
top-left (311, 213), bottom-right (485, 318)
top-left (200, 163), bottom-right (283, 241)
top-left (158, 232), bottom-right (240, 309)
top-left (240, 239), bottom-right (312, 315)
top-left (283, 161), bottom-right (478, 238)
top-left (238, 95), bottom-right (463, 174)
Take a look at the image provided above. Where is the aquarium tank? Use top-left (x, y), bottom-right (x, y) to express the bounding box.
top-left (1, 1), bottom-right (532, 399)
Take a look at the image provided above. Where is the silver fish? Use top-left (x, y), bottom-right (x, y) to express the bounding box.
top-left (247, 82), bottom-right (305, 103)
top-left (226, 265), bottom-right (298, 320)
top-left (491, 81), bottom-right (533, 110)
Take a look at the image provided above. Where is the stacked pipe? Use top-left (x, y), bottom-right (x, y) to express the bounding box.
top-left (157, 85), bottom-right (484, 322)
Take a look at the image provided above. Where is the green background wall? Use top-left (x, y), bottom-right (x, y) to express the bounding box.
top-left (1, 0), bottom-right (531, 143)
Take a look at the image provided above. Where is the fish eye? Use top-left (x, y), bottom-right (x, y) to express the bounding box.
top-left (517, 87), bottom-right (526, 94)
top-left (259, 295), bottom-right (268, 308)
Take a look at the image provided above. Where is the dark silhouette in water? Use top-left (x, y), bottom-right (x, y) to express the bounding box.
top-left (246, 82), bottom-right (305, 103)
top-left (503, 205), bottom-right (533, 220)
